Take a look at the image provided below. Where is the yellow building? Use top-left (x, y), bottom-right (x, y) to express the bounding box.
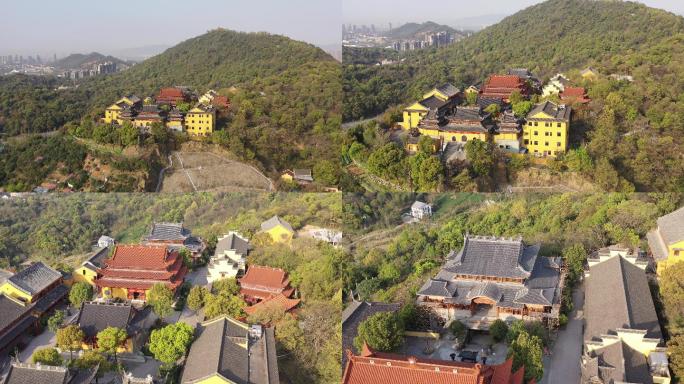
top-left (0, 262), bottom-right (64, 304)
top-left (405, 135), bottom-right (441, 153)
top-left (260, 215), bottom-right (295, 243)
top-left (422, 83), bottom-right (460, 103)
top-left (185, 104), bottom-right (216, 136)
top-left (401, 96), bottom-right (449, 130)
top-left (180, 316), bottom-right (279, 384)
top-left (77, 301), bottom-right (153, 353)
top-left (523, 101), bottom-right (571, 157)
top-left (103, 95), bottom-right (141, 124)
top-left (73, 247), bottom-right (110, 287)
top-left (648, 206), bottom-right (684, 275)
top-left (581, 67), bottom-right (599, 81)
top-left (417, 107), bottom-right (490, 144)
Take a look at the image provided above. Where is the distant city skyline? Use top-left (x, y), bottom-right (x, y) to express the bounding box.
top-left (343, 0), bottom-right (684, 28)
top-left (0, 0), bottom-right (341, 59)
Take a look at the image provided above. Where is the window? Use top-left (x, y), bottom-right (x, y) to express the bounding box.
top-left (524, 139), bottom-right (529, 145)
top-left (451, 136), bottom-right (456, 142)
top-left (534, 122), bottom-right (539, 127)
top-left (83, 270), bottom-right (86, 275)
top-left (557, 123), bottom-right (562, 127)
top-left (534, 141), bottom-right (538, 145)
top-left (545, 142), bottom-right (549, 147)
top-left (557, 132), bottom-right (562, 137)
top-left (461, 135), bottom-right (467, 142)
top-left (676, 250), bottom-right (680, 256)
top-left (545, 122), bottom-right (550, 127)
top-left (557, 142), bottom-right (561, 147)
top-left (534, 131), bottom-right (538, 136)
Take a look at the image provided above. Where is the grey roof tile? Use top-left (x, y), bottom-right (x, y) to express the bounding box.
top-left (7, 262), bottom-right (61, 296)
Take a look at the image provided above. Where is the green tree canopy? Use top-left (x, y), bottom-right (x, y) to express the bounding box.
top-left (32, 347), bottom-right (63, 366)
top-left (148, 283), bottom-right (174, 319)
top-left (507, 331), bottom-right (544, 382)
top-left (96, 326), bottom-right (128, 363)
top-left (56, 324), bottom-right (84, 361)
top-left (69, 282), bottom-right (93, 308)
top-left (489, 319), bottom-right (509, 343)
top-left (354, 312), bottom-right (404, 352)
top-left (148, 322), bottom-right (194, 367)
top-left (187, 286), bottom-right (208, 312)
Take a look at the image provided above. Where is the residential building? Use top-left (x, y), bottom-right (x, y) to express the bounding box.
top-left (417, 235), bottom-right (563, 330)
top-left (260, 216), bottom-right (295, 243)
top-left (479, 75), bottom-right (529, 103)
top-left (199, 90), bottom-right (230, 109)
top-left (95, 245), bottom-right (188, 301)
top-left (341, 300), bottom-right (401, 369)
top-left (143, 222), bottom-right (205, 263)
top-left (199, 90), bottom-right (218, 105)
top-left (77, 301), bottom-right (154, 353)
top-left (343, 344), bottom-right (527, 384)
top-left (581, 246), bottom-right (670, 384)
top-left (73, 246), bottom-right (110, 286)
top-left (2, 362), bottom-right (98, 384)
top-left (309, 228), bottom-right (343, 246)
top-left (647, 206), bottom-right (684, 275)
top-left (98, 235), bottom-right (115, 249)
top-left (180, 316), bottom-right (279, 384)
top-left (281, 169), bottom-right (314, 184)
top-left (411, 201), bottom-right (432, 219)
top-left (523, 101), bottom-right (572, 157)
top-left (238, 265), bottom-right (295, 304)
top-left (0, 262), bottom-right (68, 355)
top-left (185, 104), bottom-right (216, 136)
top-left (494, 111), bottom-right (523, 152)
top-left (542, 74), bottom-right (569, 97)
top-left (207, 232), bottom-right (251, 282)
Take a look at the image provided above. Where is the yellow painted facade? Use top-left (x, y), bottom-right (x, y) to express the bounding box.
top-left (281, 173), bottom-right (294, 182)
top-left (265, 225), bottom-right (294, 244)
top-left (523, 110), bottom-right (569, 157)
top-left (656, 239), bottom-right (684, 275)
top-left (104, 104), bottom-right (123, 124)
top-left (101, 287), bottom-right (130, 300)
top-left (82, 337), bottom-right (133, 353)
top-left (401, 102), bottom-right (429, 130)
top-left (419, 127), bottom-right (488, 143)
top-left (133, 119), bottom-right (159, 128)
top-left (73, 267), bottom-right (98, 286)
top-left (166, 120), bottom-right (184, 131)
top-left (185, 107), bottom-right (215, 137)
top-left (0, 282), bottom-right (33, 303)
top-left (581, 69), bottom-right (599, 81)
top-left (422, 89), bottom-right (450, 101)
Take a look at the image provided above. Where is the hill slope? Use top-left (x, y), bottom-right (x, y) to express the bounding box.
top-left (387, 21), bottom-right (458, 40)
top-left (0, 29), bottom-right (341, 174)
top-left (53, 52), bottom-right (126, 69)
top-left (343, 0), bottom-right (684, 191)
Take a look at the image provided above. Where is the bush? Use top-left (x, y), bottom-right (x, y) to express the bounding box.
top-left (490, 319), bottom-right (509, 343)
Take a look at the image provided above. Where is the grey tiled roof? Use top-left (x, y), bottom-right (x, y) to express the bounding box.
top-left (77, 301), bottom-right (133, 338)
top-left (4, 363), bottom-right (69, 384)
top-left (436, 83), bottom-right (460, 98)
top-left (582, 340), bottom-right (653, 384)
top-left (260, 216), bottom-right (294, 233)
top-left (647, 230), bottom-right (669, 261)
top-left (146, 222), bottom-right (189, 241)
top-left (0, 295), bottom-right (32, 333)
top-left (418, 95), bottom-right (448, 110)
top-left (444, 236), bottom-right (535, 279)
top-left (584, 255), bottom-right (662, 342)
top-left (82, 247), bottom-right (111, 272)
top-left (341, 301), bottom-right (401, 369)
top-left (7, 262), bottom-right (61, 296)
top-left (655, 206), bottom-right (684, 245)
top-left (526, 101), bottom-right (572, 122)
top-left (215, 233), bottom-right (251, 258)
top-left (181, 317), bottom-right (278, 384)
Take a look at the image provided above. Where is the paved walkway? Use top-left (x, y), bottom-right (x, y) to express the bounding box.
top-left (540, 283), bottom-right (584, 384)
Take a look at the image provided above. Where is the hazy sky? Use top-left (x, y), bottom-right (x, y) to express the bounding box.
top-left (1, 0), bottom-right (341, 57)
top-left (343, 0), bottom-right (684, 26)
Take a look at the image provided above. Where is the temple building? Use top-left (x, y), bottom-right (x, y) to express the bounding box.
top-left (417, 235), bottom-right (563, 330)
top-left (581, 246), bottom-right (670, 384)
top-left (238, 265), bottom-right (295, 304)
top-left (560, 86), bottom-right (591, 104)
top-left (207, 232), bottom-right (251, 283)
top-left (133, 104), bottom-right (164, 129)
top-left (401, 83), bottom-right (460, 129)
top-left (260, 216), bottom-right (295, 243)
top-left (103, 95), bottom-right (141, 124)
top-left (417, 106), bottom-right (493, 144)
top-left (180, 316), bottom-right (279, 384)
top-left (647, 205), bottom-right (684, 275)
top-left (166, 109), bottom-right (185, 131)
top-left (3, 362), bottom-right (98, 384)
top-left (0, 262), bottom-right (68, 355)
top-left (143, 222), bottom-right (206, 263)
top-left (479, 75), bottom-right (529, 103)
top-left (77, 301), bottom-right (154, 353)
top-left (95, 245), bottom-right (188, 301)
top-left (73, 246), bottom-right (110, 287)
top-left (494, 111), bottom-right (523, 153)
top-left (343, 344), bottom-right (528, 384)
top-left (157, 87), bottom-right (191, 106)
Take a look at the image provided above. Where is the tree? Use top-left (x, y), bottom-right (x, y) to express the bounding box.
top-left (466, 92), bottom-right (478, 106)
top-left (56, 325), bottom-right (84, 361)
top-left (512, 101), bottom-right (534, 117)
top-left (313, 160), bottom-right (340, 186)
top-left (483, 103), bottom-right (501, 116)
top-left (148, 283), bottom-right (174, 319)
top-left (448, 320), bottom-right (466, 342)
top-left (211, 277), bottom-right (240, 296)
top-left (409, 153), bottom-right (444, 192)
top-left (506, 320), bottom-right (527, 344)
top-left (562, 244), bottom-right (587, 285)
top-left (668, 334), bottom-right (684, 380)
top-left (47, 310), bottom-right (65, 333)
top-left (509, 90), bottom-right (523, 105)
top-left (204, 292), bottom-right (246, 319)
top-left (119, 121), bottom-right (139, 146)
top-left (354, 312), bottom-right (404, 352)
top-left (97, 326), bottom-right (128, 364)
top-left (465, 140), bottom-right (495, 177)
top-left (187, 286), bottom-right (208, 312)
top-left (490, 319), bottom-right (509, 343)
top-left (179, 248), bottom-right (193, 268)
top-left (148, 322), bottom-right (194, 368)
top-left (75, 350), bottom-right (113, 382)
top-left (417, 135), bottom-right (435, 154)
top-left (367, 143), bottom-right (407, 182)
top-left (32, 347), bottom-right (63, 366)
top-left (660, 262), bottom-right (684, 325)
top-left (507, 331), bottom-right (544, 382)
top-left (69, 282), bottom-right (93, 308)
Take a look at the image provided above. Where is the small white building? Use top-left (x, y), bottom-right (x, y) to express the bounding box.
top-left (311, 229), bottom-right (343, 246)
top-left (411, 201), bottom-right (432, 219)
top-left (542, 73), bottom-right (569, 97)
top-left (97, 235), bottom-right (115, 249)
top-left (207, 232), bottom-right (251, 283)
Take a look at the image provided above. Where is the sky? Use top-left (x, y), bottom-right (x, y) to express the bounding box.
top-left (343, 0), bottom-right (684, 28)
top-left (0, 0), bottom-right (341, 58)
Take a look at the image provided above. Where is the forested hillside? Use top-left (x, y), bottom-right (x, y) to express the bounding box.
top-left (387, 21), bottom-right (460, 40)
top-left (53, 52), bottom-right (126, 69)
top-left (343, 0), bottom-right (684, 191)
top-left (0, 29), bottom-right (341, 174)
